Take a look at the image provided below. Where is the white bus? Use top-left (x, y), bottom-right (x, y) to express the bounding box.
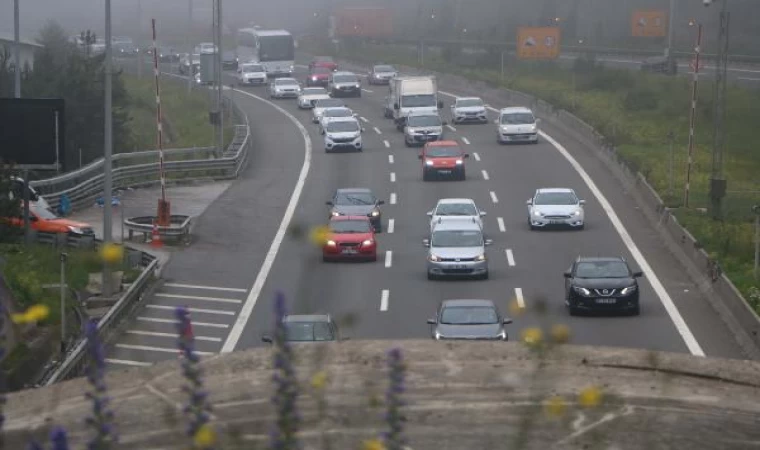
top-left (236, 28), bottom-right (294, 77)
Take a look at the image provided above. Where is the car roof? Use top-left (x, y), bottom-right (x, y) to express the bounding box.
top-left (500, 106), bottom-right (534, 114)
top-left (408, 110), bottom-right (439, 117)
top-left (276, 78), bottom-right (298, 83)
top-left (456, 96), bottom-right (482, 102)
top-left (336, 187), bottom-right (372, 194)
top-left (325, 116), bottom-right (358, 124)
top-left (432, 219), bottom-right (482, 231)
top-left (576, 256), bottom-right (627, 263)
top-left (283, 314), bottom-right (332, 323)
top-left (425, 140), bottom-right (460, 147)
top-left (536, 188), bottom-right (576, 194)
top-left (442, 299), bottom-right (496, 308)
top-left (332, 71), bottom-right (356, 76)
top-left (331, 215), bottom-right (371, 222)
top-left (436, 198), bottom-right (476, 205)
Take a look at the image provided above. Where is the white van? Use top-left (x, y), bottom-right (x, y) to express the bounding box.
top-left (496, 107), bottom-right (540, 144)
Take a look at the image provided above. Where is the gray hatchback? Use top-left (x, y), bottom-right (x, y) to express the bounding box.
top-left (427, 299), bottom-right (512, 340)
top-left (424, 218), bottom-right (492, 280)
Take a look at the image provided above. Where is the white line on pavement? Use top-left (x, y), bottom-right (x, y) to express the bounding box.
top-left (514, 288), bottom-right (525, 309)
top-left (146, 305), bottom-right (235, 316)
top-left (137, 316), bottom-right (229, 328)
top-left (473, 152), bottom-right (481, 161)
top-left (390, 172), bottom-right (396, 182)
top-left (388, 154), bottom-right (394, 163)
top-left (482, 170), bottom-right (490, 180)
top-left (462, 137), bottom-right (471, 145)
top-left (490, 191), bottom-right (499, 203)
top-left (387, 219), bottom-right (395, 234)
top-left (222, 88), bottom-right (312, 353)
top-left (738, 77), bottom-right (760, 81)
top-left (446, 124), bottom-right (457, 132)
top-left (374, 126), bottom-right (382, 135)
top-left (164, 283), bottom-right (247, 293)
top-left (506, 249), bottom-right (515, 266)
top-left (105, 358), bottom-right (152, 367)
top-left (155, 293), bottom-right (242, 304)
top-left (126, 330), bottom-right (222, 342)
top-left (385, 251), bottom-right (393, 268)
top-left (384, 140), bottom-right (390, 148)
top-left (359, 116), bottom-right (369, 123)
top-left (116, 343), bottom-right (215, 355)
top-left (362, 88), bottom-right (374, 93)
top-left (380, 289), bottom-right (389, 311)
top-left (497, 217), bottom-right (506, 232)
top-left (390, 193), bottom-right (397, 204)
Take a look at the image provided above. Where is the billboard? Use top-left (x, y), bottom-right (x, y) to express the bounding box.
top-left (632, 10), bottom-right (667, 37)
top-left (0, 98), bottom-right (65, 170)
top-left (517, 27), bottom-right (560, 60)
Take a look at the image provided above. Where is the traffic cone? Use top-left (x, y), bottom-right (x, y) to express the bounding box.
top-left (150, 222), bottom-right (163, 248)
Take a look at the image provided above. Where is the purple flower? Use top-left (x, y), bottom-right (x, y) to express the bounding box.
top-left (50, 426), bottom-right (70, 450)
top-left (384, 348), bottom-right (407, 450)
top-left (270, 291), bottom-right (300, 450)
top-left (84, 319), bottom-right (117, 450)
top-left (0, 302), bottom-right (6, 432)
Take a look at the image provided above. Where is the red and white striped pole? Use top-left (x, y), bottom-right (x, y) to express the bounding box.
top-left (152, 18), bottom-right (171, 225)
top-left (683, 23), bottom-right (703, 208)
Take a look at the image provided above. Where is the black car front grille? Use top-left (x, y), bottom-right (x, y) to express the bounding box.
top-left (441, 268), bottom-right (474, 274)
top-left (331, 137), bottom-right (355, 143)
top-left (545, 215), bottom-right (571, 220)
top-left (594, 288), bottom-right (617, 297)
top-left (338, 242), bottom-right (359, 248)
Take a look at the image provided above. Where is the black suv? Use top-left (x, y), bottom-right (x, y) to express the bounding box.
top-left (564, 256), bottom-right (642, 316)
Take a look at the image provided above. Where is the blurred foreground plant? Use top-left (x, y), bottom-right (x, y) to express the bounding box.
top-left (27, 426), bottom-right (70, 450)
top-left (11, 304), bottom-right (50, 325)
top-left (383, 348), bottom-right (406, 450)
top-left (84, 319), bottom-right (117, 450)
top-left (270, 291), bottom-right (301, 450)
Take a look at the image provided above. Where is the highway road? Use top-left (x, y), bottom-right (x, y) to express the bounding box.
top-left (105, 58), bottom-right (748, 369)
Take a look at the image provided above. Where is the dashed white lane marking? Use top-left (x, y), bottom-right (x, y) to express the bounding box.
top-left (482, 170), bottom-right (490, 180)
top-left (105, 358), bottom-right (152, 367)
top-left (385, 251), bottom-right (393, 268)
top-left (146, 304), bottom-right (235, 316)
top-left (116, 343), bottom-right (215, 356)
top-left (380, 289), bottom-right (389, 311)
top-left (374, 126), bottom-right (382, 135)
top-left (497, 217), bottom-right (506, 232)
top-left (462, 137), bottom-right (471, 145)
top-left (362, 88), bottom-right (374, 93)
top-left (506, 249), bottom-right (515, 267)
top-left (388, 154), bottom-right (394, 163)
top-left (137, 316), bottom-right (229, 328)
top-left (390, 172), bottom-right (396, 182)
top-left (490, 191), bottom-right (499, 203)
top-left (514, 288), bottom-right (525, 309)
top-left (126, 330), bottom-right (222, 342)
top-left (390, 193), bottom-right (397, 204)
top-left (164, 283), bottom-right (247, 292)
top-left (473, 152), bottom-right (481, 161)
top-left (387, 219), bottom-right (395, 234)
top-left (446, 124), bottom-right (457, 132)
top-left (155, 293), bottom-right (242, 304)
top-left (384, 140), bottom-right (391, 148)
top-left (359, 116), bottom-right (369, 123)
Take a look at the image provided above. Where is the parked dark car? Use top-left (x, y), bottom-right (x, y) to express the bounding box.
top-left (564, 256), bottom-right (643, 316)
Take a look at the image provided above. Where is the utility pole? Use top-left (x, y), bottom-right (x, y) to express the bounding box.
top-left (13, 0), bottom-right (21, 98)
top-left (666, 0), bottom-right (676, 69)
top-left (753, 205), bottom-right (760, 280)
top-left (216, 0), bottom-right (224, 154)
top-left (137, 0), bottom-right (143, 79)
top-left (103, 0), bottom-right (114, 297)
top-left (683, 24), bottom-right (702, 209)
top-left (709, 0), bottom-right (729, 220)
top-left (187, 0), bottom-right (193, 93)
top-left (667, 130), bottom-right (675, 203)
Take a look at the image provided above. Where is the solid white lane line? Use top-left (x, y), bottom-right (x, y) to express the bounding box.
top-left (222, 88), bottom-right (312, 353)
top-left (462, 137), bottom-right (471, 145)
top-left (105, 358), bottom-right (152, 367)
top-left (497, 217), bottom-right (506, 232)
top-left (482, 170), bottom-right (490, 180)
top-left (514, 288), bottom-right (525, 309)
top-left (490, 191), bottom-right (499, 203)
top-left (146, 305), bottom-right (235, 316)
top-left (738, 77), bottom-right (760, 81)
top-left (390, 172), bottom-right (396, 182)
top-left (362, 88), bottom-right (374, 93)
top-left (116, 344), bottom-right (214, 355)
top-left (374, 126), bottom-right (382, 135)
top-left (126, 330), bottom-right (222, 342)
top-left (380, 290), bottom-right (389, 311)
top-left (155, 293), bottom-right (242, 304)
top-left (446, 124), bottom-right (457, 132)
top-left (473, 152), bottom-right (481, 161)
top-left (385, 251), bottom-right (393, 268)
top-left (538, 131), bottom-right (704, 356)
top-left (384, 140), bottom-right (390, 148)
top-left (390, 193), bottom-right (397, 204)
top-left (388, 154), bottom-right (394, 163)
top-left (387, 219), bottom-right (395, 234)
top-left (164, 283), bottom-right (247, 293)
top-left (359, 116), bottom-right (369, 123)
top-left (137, 316), bottom-right (229, 328)
top-left (506, 249), bottom-right (515, 267)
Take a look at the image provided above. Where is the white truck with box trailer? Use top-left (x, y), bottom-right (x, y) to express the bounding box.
top-left (385, 76), bottom-right (443, 130)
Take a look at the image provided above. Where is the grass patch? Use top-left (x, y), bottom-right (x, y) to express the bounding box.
top-left (123, 74), bottom-right (234, 152)
top-left (308, 41), bottom-right (760, 309)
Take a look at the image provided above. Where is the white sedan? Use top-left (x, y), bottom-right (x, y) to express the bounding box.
top-left (427, 198), bottom-right (486, 233)
top-left (526, 188), bottom-right (585, 230)
top-left (298, 87), bottom-right (331, 109)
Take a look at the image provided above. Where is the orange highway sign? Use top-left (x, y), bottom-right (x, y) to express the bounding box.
top-left (517, 27), bottom-right (560, 60)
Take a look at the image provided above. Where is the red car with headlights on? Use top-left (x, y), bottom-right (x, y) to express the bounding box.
top-left (309, 56), bottom-right (338, 72)
top-left (322, 216), bottom-right (377, 262)
top-left (306, 66), bottom-right (332, 87)
top-left (418, 140), bottom-right (469, 181)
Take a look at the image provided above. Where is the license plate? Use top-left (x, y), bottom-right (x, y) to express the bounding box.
top-left (452, 265), bottom-right (466, 269)
top-left (549, 220), bottom-right (564, 224)
top-left (595, 298), bottom-right (616, 304)
top-left (439, 170), bottom-right (452, 174)
top-left (342, 249), bottom-right (357, 254)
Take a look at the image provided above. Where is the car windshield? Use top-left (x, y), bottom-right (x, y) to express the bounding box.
top-left (283, 321), bottom-right (335, 341)
top-left (575, 261), bottom-right (631, 278)
top-left (534, 192), bottom-right (578, 205)
top-left (431, 230), bottom-right (483, 247)
top-left (426, 146), bottom-right (461, 158)
top-left (440, 306), bottom-right (498, 325)
top-left (457, 98), bottom-right (483, 107)
top-left (436, 203), bottom-right (477, 216)
top-left (276, 79), bottom-right (298, 86)
top-left (30, 204), bottom-right (58, 220)
top-left (501, 112), bottom-right (535, 124)
top-left (335, 192), bottom-right (375, 205)
top-left (408, 115), bottom-right (441, 127)
top-left (330, 220), bottom-right (371, 233)
top-left (242, 64), bottom-right (263, 72)
top-left (303, 87), bottom-right (326, 95)
top-left (402, 94), bottom-right (436, 108)
top-left (374, 65), bottom-right (395, 72)
top-left (333, 75), bottom-right (358, 83)
top-left (315, 57), bottom-right (334, 62)
top-left (325, 108), bottom-right (352, 118)
top-left (326, 120), bottom-right (359, 132)
top-left (312, 67), bottom-right (331, 74)
top-left (316, 99), bottom-right (344, 108)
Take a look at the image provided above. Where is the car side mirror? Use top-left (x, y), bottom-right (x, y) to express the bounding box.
top-left (503, 318), bottom-right (513, 325)
top-left (320, 129), bottom-right (325, 135)
top-left (526, 199), bottom-right (533, 205)
top-left (427, 211), bottom-right (433, 217)
top-left (417, 154), bottom-right (423, 160)
top-left (326, 201), bottom-right (333, 206)
top-left (579, 200), bottom-right (586, 205)
top-left (261, 334), bottom-right (273, 343)
top-left (427, 318), bottom-right (436, 325)
top-left (633, 271), bottom-right (643, 278)
top-left (422, 239), bottom-right (430, 247)
top-left (563, 271), bottom-right (571, 278)
top-left (437, 100), bottom-right (443, 109)
top-left (464, 153), bottom-right (470, 158)
top-left (361, 127), bottom-right (365, 133)
top-left (442, 120), bottom-right (448, 126)
top-left (484, 239), bottom-right (493, 246)
top-left (394, 102), bottom-right (400, 110)
top-left (480, 211), bottom-right (487, 216)
top-left (378, 200), bottom-right (385, 205)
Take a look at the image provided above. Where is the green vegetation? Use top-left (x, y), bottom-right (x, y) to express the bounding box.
top-left (306, 41), bottom-right (760, 310)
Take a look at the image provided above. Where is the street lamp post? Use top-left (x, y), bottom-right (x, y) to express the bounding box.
top-left (753, 205), bottom-right (760, 280)
top-left (13, 0), bottom-right (20, 98)
top-left (102, 0), bottom-right (114, 297)
top-left (666, 0), bottom-right (676, 63)
top-left (707, 0), bottom-right (730, 220)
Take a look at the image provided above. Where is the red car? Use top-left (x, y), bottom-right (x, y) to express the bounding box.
top-left (322, 216), bottom-right (377, 262)
top-left (309, 56), bottom-right (338, 72)
top-left (418, 140), bottom-right (469, 181)
top-left (306, 66), bottom-right (332, 87)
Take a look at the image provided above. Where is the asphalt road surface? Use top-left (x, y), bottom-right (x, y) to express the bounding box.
top-left (105, 59), bottom-right (748, 369)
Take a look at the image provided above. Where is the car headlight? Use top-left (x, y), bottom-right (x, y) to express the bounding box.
top-left (326, 240), bottom-right (336, 246)
top-left (425, 160), bottom-right (434, 166)
top-left (428, 254), bottom-right (441, 262)
top-left (533, 210), bottom-right (542, 217)
top-left (497, 331), bottom-right (507, 340)
top-left (501, 126), bottom-right (509, 132)
top-left (573, 286), bottom-right (592, 296)
top-left (289, 65), bottom-right (294, 70)
top-left (370, 210), bottom-right (380, 217)
top-left (362, 239), bottom-right (374, 246)
top-left (67, 226), bottom-right (83, 234)
top-left (573, 209), bottom-right (582, 216)
top-left (331, 211), bottom-right (341, 216)
top-left (455, 159), bottom-right (463, 165)
top-left (434, 331), bottom-right (442, 340)
top-left (475, 254), bottom-right (486, 261)
top-left (620, 285), bottom-right (637, 295)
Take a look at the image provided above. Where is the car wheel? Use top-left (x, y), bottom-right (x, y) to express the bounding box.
top-left (568, 305), bottom-right (579, 316)
top-left (322, 255), bottom-right (329, 262)
top-left (404, 139), bottom-right (411, 148)
top-left (427, 272), bottom-right (436, 280)
top-left (357, 146), bottom-right (363, 152)
top-left (459, 171), bottom-right (466, 181)
top-left (325, 148), bottom-right (331, 153)
top-left (422, 171), bottom-right (430, 181)
top-left (480, 271), bottom-right (489, 280)
top-left (577, 224), bottom-right (585, 231)
top-left (630, 303), bottom-right (641, 316)
top-left (375, 224), bottom-right (383, 233)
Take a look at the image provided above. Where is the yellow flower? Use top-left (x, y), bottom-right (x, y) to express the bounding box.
top-left (578, 386), bottom-right (603, 408)
top-left (309, 225), bottom-right (331, 247)
top-left (311, 370), bottom-right (328, 390)
top-left (550, 324), bottom-right (571, 344)
top-left (362, 438), bottom-right (386, 450)
top-left (544, 395), bottom-right (567, 418)
top-left (100, 242), bottom-right (125, 264)
top-left (193, 423), bottom-right (217, 448)
top-left (520, 327), bottom-right (543, 347)
top-left (12, 304), bottom-right (50, 324)
top-left (508, 298), bottom-right (524, 317)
